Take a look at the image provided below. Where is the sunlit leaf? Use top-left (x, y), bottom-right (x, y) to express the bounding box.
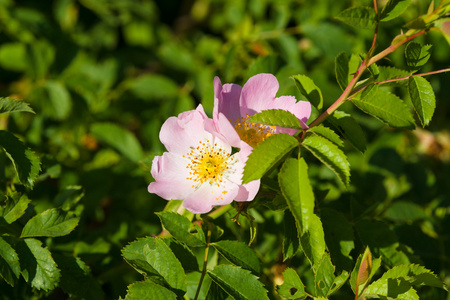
top-left (335, 7), bottom-right (377, 29)
top-left (380, 0), bottom-right (412, 22)
top-left (308, 126), bottom-right (344, 147)
top-left (21, 208), bottom-right (79, 238)
top-left (314, 254), bottom-right (335, 297)
top-left (156, 212), bottom-right (205, 247)
top-left (408, 76), bottom-right (435, 127)
top-left (405, 42), bottom-right (432, 72)
top-left (248, 109), bottom-right (302, 130)
top-left (380, 264), bottom-right (443, 288)
top-left (1, 193), bottom-right (31, 224)
top-left (0, 237), bottom-right (20, 286)
top-left (124, 280), bottom-right (177, 300)
top-left (277, 268), bottom-right (307, 299)
top-left (292, 74), bottom-right (323, 110)
top-left (0, 97), bottom-right (34, 115)
top-left (364, 278), bottom-right (419, 300)
top-left (212, 240), bottom-right (261, 275)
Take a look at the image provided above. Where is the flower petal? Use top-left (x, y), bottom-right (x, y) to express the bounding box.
top-left (240, 73), bottom-right (279, 116)
top-left (213, 76), bottom-right (242, 123)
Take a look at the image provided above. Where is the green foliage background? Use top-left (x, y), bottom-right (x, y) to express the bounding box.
top-left (0, 0), bottom-right (449, 299)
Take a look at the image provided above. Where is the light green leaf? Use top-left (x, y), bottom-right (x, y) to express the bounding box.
top-left (44, 81), bottom-right (72, 120)
top-left (277, 268), bottom-right (307, 299)
top-left (242, 134), bottom-right (298, 184)
top-left (352, 89), bottom-right (415, 129)
top-left (408, 76), bottom-right (435, 127)
top-left (375, 66), bottom-right (410, 85)
top-left (315, 254), bottom-right (335, 297)
top-left (328, 271), bottom-right (349, 296)
top-left (0, 97), bottom-right (34, 115)
top-left (335, 52), bottom-right (361, 91)
top-left (292, 74), bottom-right (323, 110)
top-left (163, 238), bottom-right (199, 272)
top-left (155, 212), bottom-right (206, 247)
top-left (0, 130), bottom-right (41, 189)
top-left (302, 135), bottom-right (350, 186)
top-left (91, 122), bottom-right (144, 163)
top-left (1, 193), bottom-right (31, 224)
top-left (143, 238), bottom-right (186, 292)
top-left (380, 0), bottom-right (412, 22)
top-left (335, 7), bottom-right (377, 29)
top-left (301, 214), bottom-right (326, 270)
top-left (283, 210), bottom-right (300, 261)
top-left (0, 43), bottom-right (27, 71)
top-left (380, 264), bottom-right (444, 288)
top-left (246, 55), bottom-right (281, 79)
top-left (0, 236), bottom-right (21, 286)
top-left (121, 237), bottom-right (159, 277)
top-left (208, 265), bottom-right (269, 300)
top-left (212, 240), bottom-right (261, 275)
top-left (364, 278), bottom-right (419, 300)
top-left (328, 111), bottom-right (366, 152)
top-left (21, 208), bottom-right (79, 238)
top-left (128, 74), bottom-right (179, 101)
top-left (248, 109), bottom-right (302, 130)
top-left (124, 280), bottom-right (177, 300)
top-left (17, 238), bottom-right (61, 291)
top-left (308, 126), bottom-right (344, 147)
top-left (405, 42), bottom-right (432, 72)
top-left (350, 247), bottom-right (381, 297)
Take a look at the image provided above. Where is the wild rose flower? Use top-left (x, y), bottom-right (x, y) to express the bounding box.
top-left (213, 73), bottom-right (311, 148)
top-left (148, 105), bottom-right (260, 214)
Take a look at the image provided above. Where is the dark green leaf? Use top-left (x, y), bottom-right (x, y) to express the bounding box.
top-left (124, 280), bottom-right (177, 300)
top-left (352, 89), bottom-right (415, 129)
top-left (315, 254), bottom-right (335, 297)
top-left (0, 97), bottom-right (34, 115)
top-left (121, 237), bottom-right (159, 277)
top-left (384, 201), bottom-right (427, 222)
top-left (212, 240), bottom-right (261, 275)
top-left (302, 135), bottom-right (351, 186)
top-left (0, 130), bottom-right (41, 188)
top-left (335, 53), bottom-right (361, 91)
top-left (292, 74), bottom-right (323, 110)
top-left (308, 126), bottom-right (344, 147)
top-left (242, 134), bottom-right (298, 184)
top-left (283, 210), bottom-right (300, 261)
top-left (1, 193), bottom-right (31, 224)
top-left (335, 7), bottom-right (377, 29)
top-left (17, 238), bottom-right (60, 291)
top-left (248, 109), bottom-right (302, 130)
top-left (408, 76), bottom-right (435, 127)
top-left (405, 42), bottom-right (432, 72)
top-left (276, 268), bottom-right (307, 299)
top-left (380, 0), bottom-right (412, 22)
top-left (54, 185), bottom-right (84, 211)
top-left (328, 111), bottom-right (366, 152)
top-left (0, 236), bottom-right (20, 286)
top-left (208, 265), bottom-right (269, 300)
top-left (156, 212), bottom-right (206, 247)
top-left (205, 280), bottom-right (231, 300)
top-left (21, 208), bottom-right (79, 238)
top-left (163, 238), bottom-right (199, 272)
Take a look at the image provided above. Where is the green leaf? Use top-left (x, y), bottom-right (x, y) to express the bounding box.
top-left (208, 265), bottom-right (269, 300)
top-left (384, 201), bottom-right (427, 222)
top-left (408, 76), bottom-right (435, 127)
top-left (163, 238), bottom-right (199, 272)
top-left (380, 0), bottom-right (412, 22)
top-left (335, 53), bottom-right (361, 91)
top-left (328, 111), bottom-right (366, 152)
top-left (17, 238), bottom-right (61, 291)
top-left (21, 208), bottom-right (79, 238)
top-left (212, 240), bottom-right (261, 275)
top-left (380, 264), bottom-right (444, 288)
top-left (283, 210), bottom-right (300, 261)
top-left (405, 42), bottom-right (432, 72)
top-left (0, 130), bottom-right (41, 189)
top-left (292, 74), bottom-right (323, 110)
top-left (0, 97), bottom-right (34, 115)
top-left (44, 81), bottom-right (72, 120)
top-left (91, 122), bottom-right (144, 163)
top-left (335, 7), bottom-right (377, 29)
top-left (205, 280), bottom-right (230, 300)
top-left (277, 268), bottom-right (307, 299)
top-left (308, 126), bottom-right (344, 147)
top-left (302, 135), bottom-right (350, 186)
top-left (314, 254), bottom-right (335, 297)
top-left (156, 212), bottom-right (206, 247)
top-left (143, 238), bottom-right (186, 292)
top-left (1, 193), bottom-right (31, 224)
top-left (246, 55), bottom-right (281, 79)
top-left (352, 89), bottom-right (415, 129)
top-left (328, 271), bottom-right (350, 296)
top-left (54, 185), bottom-right (85, 211)
top-left (248, 109), bottom-right (302, 130)
top-left (121, 237), bottom-right (160, 277)
top-left (301, 214), bottom-right (326, 270)
top-left (242, 134), bottom-right (298, 184)
top-left (0, 236), bottom-right (21, 286)
top-left (124, 280), bottom-right (177, 300)
top-left (128, 74), bottom-right (179, 101)
top-left (364, 278), bottom-right (419, 300)
top-left (350, 247), bottom-right (381, 297)
top-left (375, 66), bottom-right (410, 85)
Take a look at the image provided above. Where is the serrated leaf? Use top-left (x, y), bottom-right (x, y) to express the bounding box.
top-left (242, 134), bottom-right (298, 184)
top-left (364, 278), bottom-right (419, 300)
top-left (124, 280), bottom-right (177, 300)
top-left (1, 193), bottom-right (31, 224)
top-left (0, 236), bottom-right (21, 286)
top-left (302, 135), bottom-right (350, 186)
top-left (335, 53), bottom-right (361, 91)
top-left (283, 210), bottom-right (300, 261)
top-left (17, 238), bottom-right (61, 291)
top-left (248, 109), bottom-right (302, 130)
top-left (21, 208), bottom-right (79, 238)
top-left (350, 247), bottom-right (381, 296)
top-left (208, 265), bottom-right (269, 300)
top-left (121, 237), bottom-right (159, 277)
top-left (0, 97), bottom-right (34, 114)
top-left (335, 7), bottom-right (377, 29)
top-left (405, 42), bottom-right (432, 72)
top-left (301, 214), bottom-right (326, 270)
top-left (328, 271), bottom-right (349, 296)
top-left (328, 111), bottom-right (366, 152)
top-left (380, 264), bottom-right (444, 288)
top-left (205, 280), bottom-right (230, 300)
top-left (163, 238), bottom-right (199, 272)
top-left (292, 74), bottom-right (323, 110)
top-left (212, 240), bottom-right (261, 275)
top-left (0, 130), bottom-right (41, 188)
top-left (408, 76), bottom-right (435, 127)
top-left (380, 0), bottom-right (412, 22)
top-left (375, 66), bottom-right (410, 85)
top-left (352, 89), bottom-right (415, 129)
top-left (277, 268), bottom-right (307, 299)
top-left (308, 126), bottom-right (344, 147)
top-left (315, 254), bottom-right (335, 297)
top-left (156, 212), bottom-right (205, 247)
top-left (91, 122), bottom-right (144, 163)
top-left (143, 238), bottom-right (186, 292)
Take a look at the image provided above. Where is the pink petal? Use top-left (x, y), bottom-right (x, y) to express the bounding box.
top-left (213, 76), bottom-right (242, 123)
top-left (235, 179), bottom-right (260, 202)
top-left (240, 73), bottom-right (279, 117)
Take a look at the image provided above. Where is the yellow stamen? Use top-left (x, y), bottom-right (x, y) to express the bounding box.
top-left (234, 114), bottom-right (276, 147)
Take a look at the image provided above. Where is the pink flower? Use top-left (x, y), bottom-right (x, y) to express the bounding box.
top-left (148, 105), bottom-right (260, 214)
top-left (213, 73), bottom-right (311, 147)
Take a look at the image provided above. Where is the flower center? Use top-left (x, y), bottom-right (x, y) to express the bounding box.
top-left (234, 114), bottom-right (276, 148)
top-left (183, 140), bottom-right (233, 188)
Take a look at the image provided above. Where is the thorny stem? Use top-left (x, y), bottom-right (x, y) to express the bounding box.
top-left (194, 225), bottom-right (212, 300)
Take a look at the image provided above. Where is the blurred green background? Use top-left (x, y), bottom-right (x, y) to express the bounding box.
top-left (0, 0), bottom-right (449, 298)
